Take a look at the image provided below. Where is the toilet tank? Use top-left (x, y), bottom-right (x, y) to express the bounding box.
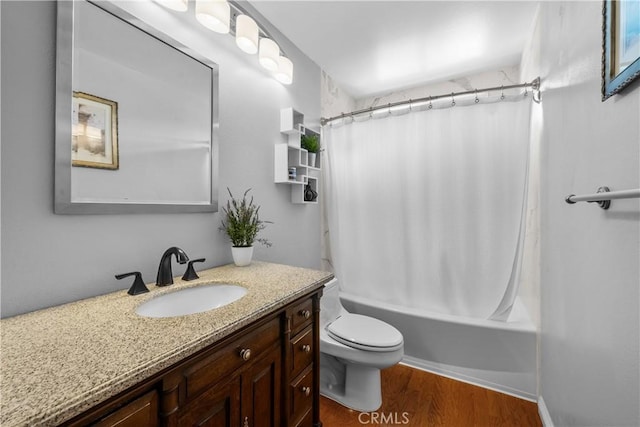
top-left (320, 278), bottom-right (345, 326)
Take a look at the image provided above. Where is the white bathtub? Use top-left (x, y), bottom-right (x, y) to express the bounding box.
top-left (340, 292), bottom-right (537, 401)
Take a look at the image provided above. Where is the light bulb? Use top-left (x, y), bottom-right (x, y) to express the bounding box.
top-left (235, 15), bottom-right (259, 54)
top-left (196, 0), bottom-right (230, 34)
top-left (275, 56), bottom-right (293, 85)
top-left (259, 38), bottom-right (279, 71)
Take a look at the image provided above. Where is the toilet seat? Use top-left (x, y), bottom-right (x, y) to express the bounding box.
top-left (326, 314), bottom-right (403, 352)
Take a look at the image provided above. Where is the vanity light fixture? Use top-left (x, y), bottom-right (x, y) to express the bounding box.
top-left (159, 0), bottom-right (293, 84)
top-left (258, 38), bottom-right (280, 71)
top-left (154, 0), bottom-right (188, 12)
top-left (235, 14), bottom-right (259, 54)
top-left (275, 56), bottom-right (293, 85)
top-left (196, 0), bottom-right (231, 34)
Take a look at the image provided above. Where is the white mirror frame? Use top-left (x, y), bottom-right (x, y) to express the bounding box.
top-left (54, 0), bottom-right (219, 214)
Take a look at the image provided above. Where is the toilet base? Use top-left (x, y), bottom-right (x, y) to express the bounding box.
top-left (320, 353), bottom-right (382, 412)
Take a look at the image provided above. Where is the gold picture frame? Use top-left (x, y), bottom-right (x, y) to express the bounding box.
top-left (602, 0), bottom-right (640, 101)
top-left (72, 92), bottom-right (119, 169)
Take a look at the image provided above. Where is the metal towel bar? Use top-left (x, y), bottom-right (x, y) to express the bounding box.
top-left (565, 186), bottom-right (640, 209)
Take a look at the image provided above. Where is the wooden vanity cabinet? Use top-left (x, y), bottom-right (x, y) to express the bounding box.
top-left (169, 314), bottom-right (283, 427)
top-left (284, 295), bottom-right (320, 427)
top-left (64, 385), bottom-right (160, 427)
top-left (62, 289), bottom-right (323, 427)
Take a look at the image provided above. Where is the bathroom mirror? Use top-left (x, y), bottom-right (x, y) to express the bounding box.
top-left (55, 0), bottom-right (218, 214)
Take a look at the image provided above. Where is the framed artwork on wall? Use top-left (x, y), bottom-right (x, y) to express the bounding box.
top-left (602, 0), bottom-right (640, 101)
top-left (72, 92), bottom-right (119, 169)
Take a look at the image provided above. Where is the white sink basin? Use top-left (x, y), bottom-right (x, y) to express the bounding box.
top-left (136, 284), bottom-right (247, 318)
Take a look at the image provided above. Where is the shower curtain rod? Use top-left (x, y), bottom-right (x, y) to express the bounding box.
top-left (565, 186), bottom-right (640, 210)
top-left (320, 77), bottom-right (541, 126)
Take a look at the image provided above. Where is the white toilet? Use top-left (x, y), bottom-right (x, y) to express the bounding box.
top-left (320, 278), bottom-right (404, 412)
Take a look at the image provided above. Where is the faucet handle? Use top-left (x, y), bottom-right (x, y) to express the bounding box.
top-left (182, 258), bottom-right (206, 281)
top-left (116, 271), bottom-right (150, 296)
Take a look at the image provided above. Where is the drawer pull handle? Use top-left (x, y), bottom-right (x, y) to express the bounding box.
top-left (243, 416), bottom-right (249, 427)
top-left (302, 344), bottom-right (311, 353)
top-left (240, 348), bottom-right (251, 361)
top-left (302, 386), bottom-right (311, 397)
top-left (300, 309), bottom-right (311, 319)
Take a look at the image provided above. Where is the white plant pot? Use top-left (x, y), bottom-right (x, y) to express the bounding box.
top-left (231, 246), bottom-right (254, 267)
top-left (308, 152), bottom-right (317, 168)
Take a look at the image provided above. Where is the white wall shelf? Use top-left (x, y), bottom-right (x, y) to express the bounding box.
top-left (275, 108), bottom-right (321, 204)
top-left (280, 107), bottom-right (304, 135)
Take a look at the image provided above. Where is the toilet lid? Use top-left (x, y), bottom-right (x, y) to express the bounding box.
top-left (327, 314), bottom-right (403, 351)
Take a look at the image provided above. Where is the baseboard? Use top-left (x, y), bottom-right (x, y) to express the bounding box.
top-left (538, 395), bottom-right (554, 427)
top-left (401, 356), bottom-right (536, 402)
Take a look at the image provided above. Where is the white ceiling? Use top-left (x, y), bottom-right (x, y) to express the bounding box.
top-left (249, 1), bottom-right (539, 98)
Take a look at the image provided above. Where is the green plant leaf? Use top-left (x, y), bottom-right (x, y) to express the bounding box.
top-left (301, 134), bottom-right (319, 153)
top-left (219, 188), bottom-right (272, 248)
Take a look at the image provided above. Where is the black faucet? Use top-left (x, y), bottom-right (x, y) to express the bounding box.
top-left (182, 258), bottom-right (206, 281)
top-left (156, 247), bottom-right (189, 286)
top-left (115, 271), bottom-right (150, 295)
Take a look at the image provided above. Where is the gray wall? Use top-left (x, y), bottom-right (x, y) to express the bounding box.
top-left (524, 2), bottom-right (639, 426)
top-left (1, 1), bottom-right (322, 318)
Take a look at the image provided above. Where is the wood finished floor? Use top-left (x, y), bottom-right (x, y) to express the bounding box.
top-left (319, 364), bottom-right (541, 427)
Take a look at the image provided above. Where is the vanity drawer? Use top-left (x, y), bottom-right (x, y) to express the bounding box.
top-left (290, 297), bottom-right (313, 334)
top-left (183, 316), bottom-right (280, 399)
top-left (289, 366), bottom-right (314, 425)
top-left (66, 388), bottom-right (159, 427)
top-left (290, 326), bottom-right (313, 377)
top-left (292, 408), bottom-right (312, 427)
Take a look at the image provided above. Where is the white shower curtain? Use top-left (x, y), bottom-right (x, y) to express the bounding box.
top-left (323, 98), bottom-right (531, 320)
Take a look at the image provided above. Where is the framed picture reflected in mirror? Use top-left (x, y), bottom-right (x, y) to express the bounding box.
top-left (602, 0), bottom-right (640, 101)
top-left (72, 92), bottom-right (119, 170)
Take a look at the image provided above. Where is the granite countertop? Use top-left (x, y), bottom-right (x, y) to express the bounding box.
top-left (0, 262), bottom-right (333, 427)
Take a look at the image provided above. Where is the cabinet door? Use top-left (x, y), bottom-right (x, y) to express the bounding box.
top-left (241, 347), bottom-right (281, 427)
top-left (289, 326), bottom-right (313, 378)
top-left (93, 390), bottom-right (158, 427)
top-left (288, 366), bottom-right (314, 426)
top-left (178, 377), bottom-right (240, 427)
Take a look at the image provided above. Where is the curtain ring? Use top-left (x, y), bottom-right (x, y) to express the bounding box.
top-left (428, 96), bottom-right (433, 109)
top-left (451, 92), bottom-right (456, 107)
top-left (533, 88), bottom-right (542, 103)
top-left (500, 85), bottom-right (505, 101)
top-left (524, 86), bottom-right (529, 97)
top-left (474, 89), bottom-right (479, 104)
top-left (408, 99), bottom-right (412, 112)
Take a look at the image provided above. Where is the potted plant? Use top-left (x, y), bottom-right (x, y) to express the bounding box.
top-left (301, 133), bottom-right (320, 168)
top-left (219, 188), bottom-right (271, 266)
